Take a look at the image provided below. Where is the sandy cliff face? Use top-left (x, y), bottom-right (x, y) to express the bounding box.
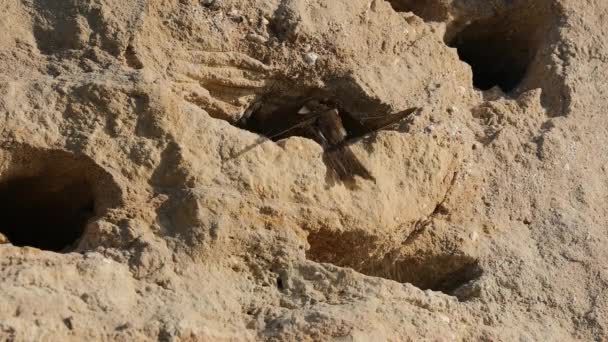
top-left (0, 0), bottom-right (606, 340)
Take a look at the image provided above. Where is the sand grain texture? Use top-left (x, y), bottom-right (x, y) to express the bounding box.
top-left (0, 0), bottom-right (606, 340)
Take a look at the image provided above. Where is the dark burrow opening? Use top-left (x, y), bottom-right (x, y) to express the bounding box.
top-left (446, 7), bottom-right (548, 93)
top-left (238, 95), bottom-right (417, 183)
top-left (361, 254), bottom-right (482, 297)
top-left (386, 0), bottom-right (449, 22)
top-left (306, 229), bottom-right (482, 300)
top-left (0, 175), bottom-right (95, 252)
top-left (239, 97), bottom-right (381, 143)
top-left (0, 149), bottom-right (120, 253)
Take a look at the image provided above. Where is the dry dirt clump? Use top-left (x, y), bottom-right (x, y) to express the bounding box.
top-left (0, 0), bottom-right (607, 340)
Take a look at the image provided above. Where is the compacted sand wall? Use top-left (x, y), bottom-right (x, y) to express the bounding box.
top-left (0, 0), bottom-right (606, 340)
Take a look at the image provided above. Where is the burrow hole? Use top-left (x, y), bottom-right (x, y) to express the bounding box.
top-left (237, 92), bottom-right (413, 183)
top-left (386, 0), bottom-right (449, 22)
top-left (306, 229), bottom-right (482, 300)
top-left (239, 95), bottom-right (371, 143)
top-left (445, 4), bottom-right (551, 92)
top-left (0, 148), bottom-right (121, 252)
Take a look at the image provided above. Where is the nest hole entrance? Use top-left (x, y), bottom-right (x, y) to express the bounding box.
top-left (0, 149), bottom-right (120, 253)
top-left (306, 230), bottom-right (482, 300)
top-left (386, 0), bottom-right (449, 22)
top-left (0, 176), bottom-right (95, 252)
top-left (239, 97), bottom-right (362, 142)
top-left (239, 98), bottom-right (372, 184)
top-left (239, 96), bottom-right (414, 144)
top-left (237, 96), bottom-right (416, 184)
top-left (446, 7), bottom-right (548, 92)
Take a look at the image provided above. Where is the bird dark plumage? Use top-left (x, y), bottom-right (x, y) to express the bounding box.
top-left (239, 97), bottom-right (419, 183)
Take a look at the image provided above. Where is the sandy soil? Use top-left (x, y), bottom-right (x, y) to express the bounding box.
top-left (0, 0), bottom-right (606, 340)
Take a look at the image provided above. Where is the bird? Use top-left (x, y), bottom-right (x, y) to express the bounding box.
top-left (299, 104), bottom-right (374, 182)
top-left (239, 97), bottom-right (419, 183)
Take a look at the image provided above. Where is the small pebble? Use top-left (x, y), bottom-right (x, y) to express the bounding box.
top-left (469, 231), bottom-right (479, 242)
top-left (303, 52), bottom-right (319, 65)
top-left (247, 33), bottom-right (268, 44)
top-left (202, 0), bottom-right (221, 10)
top-left (227, 7), bottom-right (243, 22)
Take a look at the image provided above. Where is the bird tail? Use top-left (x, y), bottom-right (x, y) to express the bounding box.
top-left (323, 147), bottom-right (374, 183)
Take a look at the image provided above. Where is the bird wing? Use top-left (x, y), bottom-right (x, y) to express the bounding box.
top-left (341, 107), bottom-right (420, 138)
top-left (263, 112), bottom-right (321, 140)
top-left (358, 107), bottom-right (420, 132)
top-left (323, 146), bottom-right (375, 182)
